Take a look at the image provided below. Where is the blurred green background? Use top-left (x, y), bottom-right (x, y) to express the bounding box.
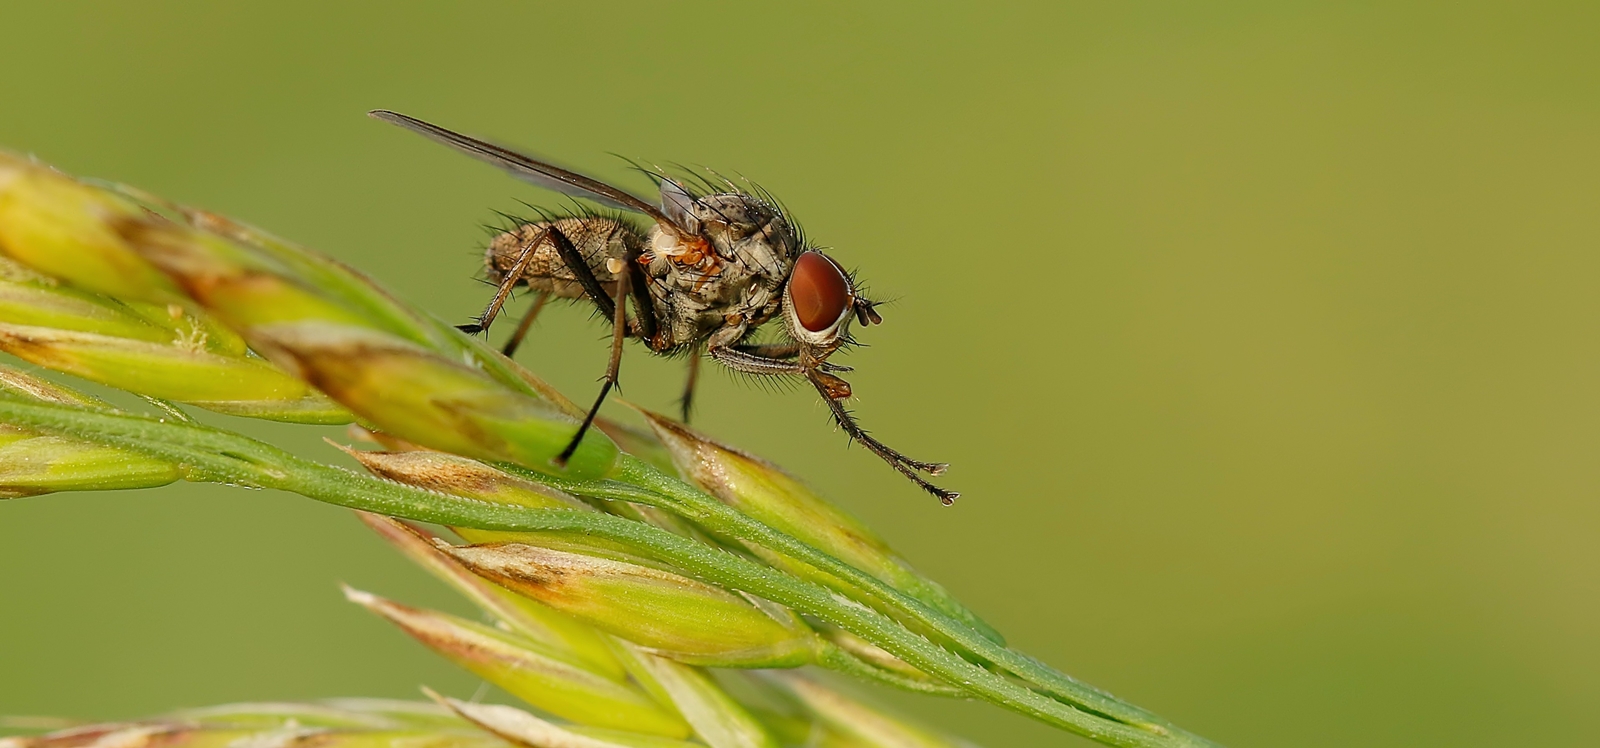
top-left (2, 2), bottom-right (1597, 745)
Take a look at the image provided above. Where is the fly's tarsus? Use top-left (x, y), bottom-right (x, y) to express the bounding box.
top-left (813, 376), bottom-right (958, 505)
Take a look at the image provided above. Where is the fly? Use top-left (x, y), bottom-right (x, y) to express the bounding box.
top-left (369, 110), bottom-right (956, 504)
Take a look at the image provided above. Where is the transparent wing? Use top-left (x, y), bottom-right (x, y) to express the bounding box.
top-left (658, 177), bottom-right (701, 233)
top-left (369, 110), bottom-right (688, 235)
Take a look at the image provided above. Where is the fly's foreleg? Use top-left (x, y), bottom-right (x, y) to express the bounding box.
top-left (805, 370), bottom-right (957, 505)
top-left (734, 341), bottom-right (801, 359)
top-left (684, 340), bottom-right (796, 422)
top-left (708, 342), bottom-right (955, 502)
top-left (709, 345), bottom-right (808, 376)
top-left (736, 341), bottom-right (853, 372)
top-left (710, 343), bottom-right (849, 377)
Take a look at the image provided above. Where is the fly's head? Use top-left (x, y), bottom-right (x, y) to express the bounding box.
top-left (781, 250), bottom-right (882, 366)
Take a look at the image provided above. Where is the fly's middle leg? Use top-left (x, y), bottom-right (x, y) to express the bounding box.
top-left (501, 291), bottom-right (550, 358)
top-left (557, 257), bottom-right (631, 466)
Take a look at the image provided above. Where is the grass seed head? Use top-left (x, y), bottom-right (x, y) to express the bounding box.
top-left (343, 448), bottom-right (585, 511)
top-left (343, 449), bottom-right (651, 566)
top-left (440, 541), bottom-right (819, 669)
top-left (4, 703), bottom-right (513, 748)
top-left (622, 650), bottom-right (784, 748)
top-left (0, 365), bottom-right (180, 497)
top-left (0, 154), bottom-right (619, 476)
top-left (640, 409), bottom-right (1005, 646)
top-left (0, 432), bottom-right (179, 498)
top-left (0, 252), bottom-right (347, 422)
top-left (0, 153), bottom-right (183, 303)
top-left (356, 512), bottom-right (627, 682)
top-left (343, 586), bottom-right (691, 739)
top-left (425, 690), bottom-right (703, 748)
top-left (767, 672), bottom-right (976, 748)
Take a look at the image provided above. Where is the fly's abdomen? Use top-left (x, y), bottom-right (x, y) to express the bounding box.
top-left (485, 217), bottom-right (645, 299)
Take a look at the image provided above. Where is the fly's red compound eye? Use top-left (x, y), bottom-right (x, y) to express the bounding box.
top-left (790, 252), bottom-right (851, 332)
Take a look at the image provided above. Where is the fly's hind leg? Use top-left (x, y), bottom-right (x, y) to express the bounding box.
top-left (501, 291), bottom-right (550, 357)
top-left (494, 224), bottom-right (628, 357)
top-left (548, 226), bottom-right (616, 320)
top-left (460, 226), bottom-right (549, 335)
top-left (680, 346), bottom-right (701, 423)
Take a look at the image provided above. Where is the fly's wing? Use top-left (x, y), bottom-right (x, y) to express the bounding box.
top-left (658, 177), bottom-right (701, 233)
top-left (369, 110), bottom-right (692, 238)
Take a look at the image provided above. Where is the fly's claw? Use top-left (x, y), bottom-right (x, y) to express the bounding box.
top-left (912, 475), bottom-right (959, 505)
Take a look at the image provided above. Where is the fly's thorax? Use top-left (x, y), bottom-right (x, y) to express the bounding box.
top-left (642, 193), bottom-right (801, 347)
top-left (647, 195), bottom-right (798, 275)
